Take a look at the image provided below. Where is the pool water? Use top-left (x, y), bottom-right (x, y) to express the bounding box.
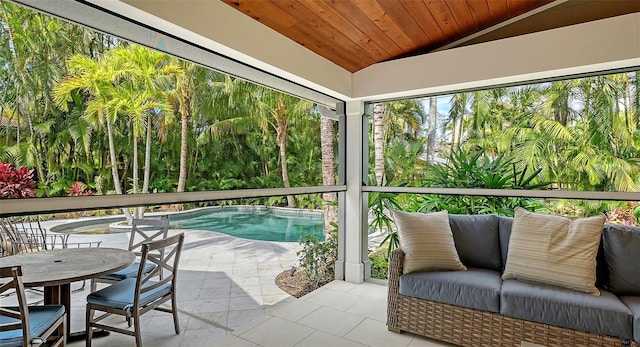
top-left (170, 210), bottom-right (325, 242)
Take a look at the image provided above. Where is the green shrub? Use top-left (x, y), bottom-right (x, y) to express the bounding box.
top-left (369, 249), bottom-right (389, 280)
top-left (297, 224), bottom-right (338, 289)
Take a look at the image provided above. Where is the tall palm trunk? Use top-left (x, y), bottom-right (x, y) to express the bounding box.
top-left (450, 117), bottom-right (457, 152)
top-left (426, 97), bottom-right (437, 164)
top-left (132, 127), bottom-right (139, 195)
top-left (177, 90), bottom-right (191, 193)
top-left (319, 110), bottom-right (337, 234)
top-left (137, 112), bottom-right (153, 219)
top-left (275, 95), bottom-right (295, 207)
top-left (107, 120), bottom-right (133, 221)
top-left (143, 112), bottom-right (152, 195)
top-left (457, 115), bottom-right (464, 149)
top-left (373, 102), bottom-right (385, 185)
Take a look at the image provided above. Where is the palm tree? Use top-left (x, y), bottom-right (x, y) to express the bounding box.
top-left (52, 53), bottom-right (134, 220)
top-left (110, 45), bottom-right (176, 201)
top-left (262, 92), bottom-right (314, 207)
top-left (447, 93), bottom-right (470, 152)
top-left (168, 59), bottom-right (199, 193)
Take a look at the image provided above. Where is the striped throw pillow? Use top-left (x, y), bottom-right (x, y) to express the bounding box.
top-left (502, 207), bottom-right (605, 295)
top-left (392, 210), bottom-right (467, 274)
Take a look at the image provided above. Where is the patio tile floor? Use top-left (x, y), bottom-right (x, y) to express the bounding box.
top-left (13, 221), bottom-right (450, 347)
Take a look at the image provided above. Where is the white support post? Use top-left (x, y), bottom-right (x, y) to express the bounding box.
top-left (344, 100), bottom-right (370, 283)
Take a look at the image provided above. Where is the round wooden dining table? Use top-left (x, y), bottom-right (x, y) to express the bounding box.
top-left (0, 247), bottom-right (135, 337)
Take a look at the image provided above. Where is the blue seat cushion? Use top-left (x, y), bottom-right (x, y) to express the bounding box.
top-left (0, 305), bottom-right (65, 346)
top-left (621, 296), bottom-right (640, 343)
top-left (87, 278), bottom-right (171, 313)
top-left (399, 267), bottom-right (502, 313)
top-left (99, 262), bottom-right (156, 281)
top-left (501, 279), bottom-right (633, 339)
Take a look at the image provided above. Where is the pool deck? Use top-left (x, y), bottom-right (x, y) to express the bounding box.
top-left (7, 218), bottom-right (446, 346)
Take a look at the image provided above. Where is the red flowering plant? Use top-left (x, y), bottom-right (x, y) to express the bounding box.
top-left (67, 182), bottom-right (94, 196)
top-left (0, 162), bottom-right (36, 199)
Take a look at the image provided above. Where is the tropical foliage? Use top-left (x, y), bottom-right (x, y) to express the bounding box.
top-left (370, 74), bottom-right (640, 209)
top-left (369, 71), bottom-right (640, 261)
top-left (0, 162), bottom-right (35, 198)
top-left (0, 2), bottom-right (337, 220)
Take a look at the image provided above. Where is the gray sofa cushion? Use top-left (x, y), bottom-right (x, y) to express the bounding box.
top-left (498, 216), bottom-right (513, 270)
top-left (400, 267), bottom-right (501, 313)
top-left (449, 214), bottom-right (502, 272)
top-left (603, 224), bottom-right (640, 295)
top-left (620, 296), bottom-right (640, 343)
top-left (501, 279), bottom-right (633, 339)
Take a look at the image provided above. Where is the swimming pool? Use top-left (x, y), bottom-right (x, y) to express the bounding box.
top-left (51, 207), bottom-right (325, 242)
top-left (170, 208), bottom-right (324, 242)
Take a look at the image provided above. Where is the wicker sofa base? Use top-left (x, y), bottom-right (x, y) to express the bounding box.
top-left (387, 293), bottom-right (631, 347)
top-left (387, 249), bottom-right (635, 347)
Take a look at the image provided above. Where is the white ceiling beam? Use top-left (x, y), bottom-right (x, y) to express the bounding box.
top-left (353, 12), bottom-right (640, 101)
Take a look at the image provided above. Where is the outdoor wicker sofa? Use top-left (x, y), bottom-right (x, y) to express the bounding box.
top-left (387, 212), bottom-right (640, 347)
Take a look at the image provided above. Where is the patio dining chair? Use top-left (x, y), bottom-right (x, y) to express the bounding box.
top-left (90, 217), bottom-right (169, 292)
top-left (0, 217), bottom-right (47, 256)
top-left (0, 217), bottom-right (102, 296)
top-left (0, 265), bottom-right (67, 347)
top-left (86, 232), bottom-right (184, 347)
top-left (0, 217), bottom-right (102, 257)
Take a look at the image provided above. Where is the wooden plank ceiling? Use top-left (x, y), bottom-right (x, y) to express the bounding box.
top-left (221, 0), bottom-right (640, 73)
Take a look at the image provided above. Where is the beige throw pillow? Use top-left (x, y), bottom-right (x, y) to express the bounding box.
top-left (392, 210), bottom-right (466, 274)
top-left (502, 207), bottom-right (605, 295)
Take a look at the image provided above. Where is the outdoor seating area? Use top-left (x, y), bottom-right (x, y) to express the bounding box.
top-left (0, 219), bottom-right (443, 347)
top-left (3, 1), bottom-right (640, 347)
top-left (387, 210), bottom-right (640, 347)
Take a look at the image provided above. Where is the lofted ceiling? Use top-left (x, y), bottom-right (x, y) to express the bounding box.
top-left (221, 0), bottom-right (640, 73)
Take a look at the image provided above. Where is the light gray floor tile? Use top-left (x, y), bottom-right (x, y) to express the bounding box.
top-left (262, 293), bottom-right (291, 306)
top-left (270, 300), bottom-right (321, 322)
top-left (229, 295), bottom-right (263, 311)
top-left (345, 318), bottom-right (414, 347)
top-left (297, 306), bottom-right (365, 337)
top-left (304, 288), bottom-right (361, 311)
top-left (231, 284), bottom-right (263, 297)
top-left (345, 298), bottom-right (387, 322)
top-left (239, 317), bottom-right (314, 347)
top-left (198, 285), bottom-right (232, 299)
top-left (322, 280), bottom-right (360, 292)
top-left (176, 326), bottom-right (226, 346)
top-left (347, 281), bottom-right (388, 300)
top-left (209, 334), bottom-right (259, 347)
top-left (227, 308), bottom-right (267, 330)
top-left (185, 311), bottom-right (228, 331)
top-left (295, 330), bottom-right (367, 347)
